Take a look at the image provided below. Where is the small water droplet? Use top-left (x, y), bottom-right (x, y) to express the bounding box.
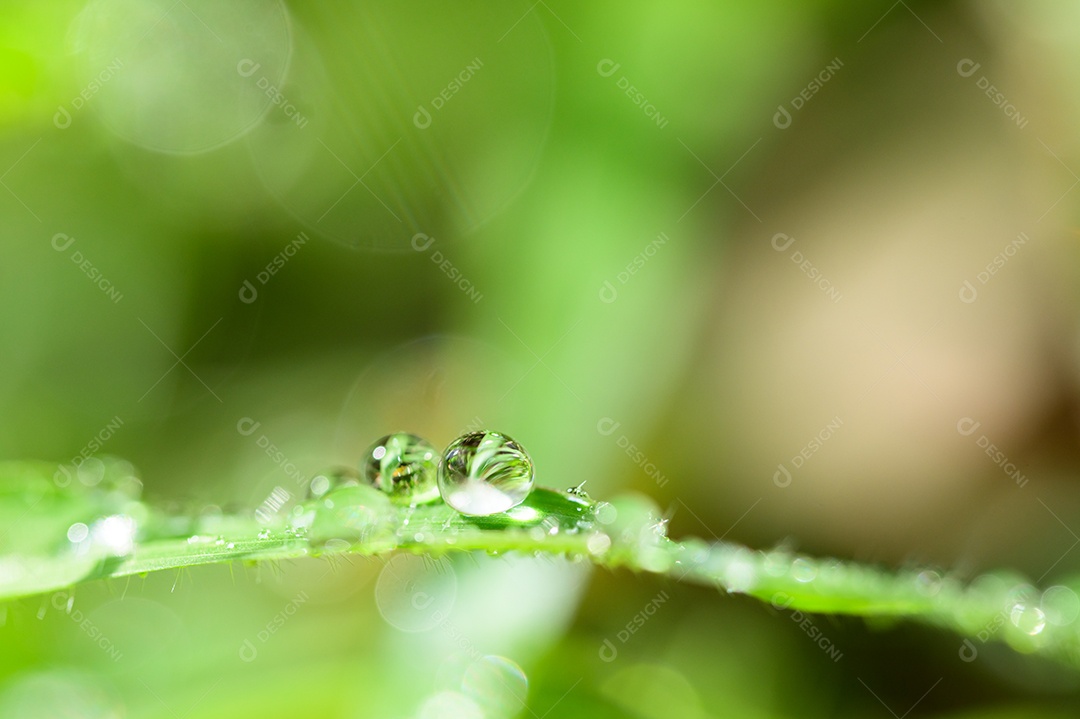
top-left (257, 529), bottom-right (271, 540)
top-left (791, 558), bottom-right (817, 583)
top-left (438, 431), bottom-right (534, 516)
top-left (1009, 601), bottom-right (1047, 636)
top-left (307, 466), bottom-right (360, 499)
top-left (723, 547), bottom-right (758, 593)
top-left (361, 433), bottom-right (441, 505)
top-left (567, 481), bottom-right (589, 498)
top-left (915, 569), bottom-right (943, 596)
top-left (66, 522), bottom-right (89, 544)
top-left (763, 551), bottom-right (792, 577)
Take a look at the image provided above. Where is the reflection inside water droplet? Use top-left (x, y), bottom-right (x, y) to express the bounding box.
top-left (438, 431), bottom-right (534, 516)
top-left (361, 433), bottom-right (441, 505)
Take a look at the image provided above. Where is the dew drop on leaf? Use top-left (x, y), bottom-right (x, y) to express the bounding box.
top-left (438, 431), bottom-right (534, 516)
top-left (360, 433), bottom-right (441, 505)
top-left (791, 558), bottom-right (817, 583)
top-left (1010, 601), bottom-right (1047, 636)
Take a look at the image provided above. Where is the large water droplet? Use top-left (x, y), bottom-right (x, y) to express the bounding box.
top-left (361, 433), bottom-right (440, 505)
top-left (438, 431), bottom-right (534, 516)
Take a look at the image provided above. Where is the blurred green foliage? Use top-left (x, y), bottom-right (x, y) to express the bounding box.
top-left (3, 0), bottom-right (1080, 717)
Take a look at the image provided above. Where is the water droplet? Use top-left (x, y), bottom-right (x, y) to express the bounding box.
top-left (66, 523), bottom-right (89, 544)
top-left (1009, 601), bottom-right (1047, 636)
top-left (763, 550), bottom-right (792, 577)
top-left (257, 529), bottom-right (271, 540)
top-left (791, 558), bottom-right (817, 583)
top-left (361, 433), bottom-right (441, 505)
top-left (438, 431), bottom-right (534, 516)
top-left (915, 569), bottom-right (943, 596)
top-left (1041, 585), bottom-right (1080, 626)
top-left (567, 481), bottom-right (589, 498)
top-left (307, 466), bottom-right (360, 499)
